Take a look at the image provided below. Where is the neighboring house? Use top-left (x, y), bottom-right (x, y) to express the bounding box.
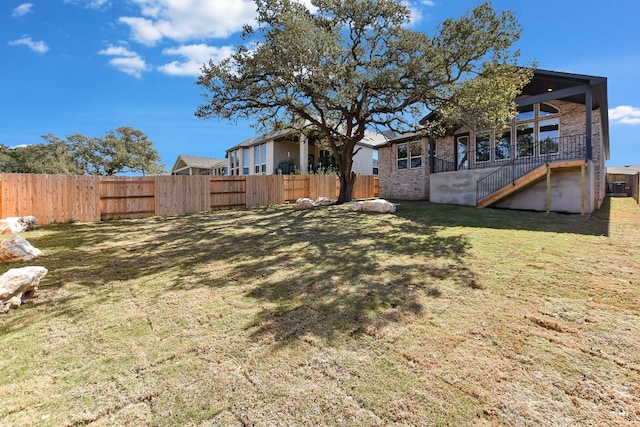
top-left (224, 128), bottom-right (386, 176)
top-left (171, 155), bottom-right (227, 176)
top-left (606, 165), bottom-right (640, 196)
top-left (378, 69), bottom-right (610, 214)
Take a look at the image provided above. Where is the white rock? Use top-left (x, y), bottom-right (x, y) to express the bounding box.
top-left (294, 198), bottom-right (316, 210)
top-left (0, 266), bottom-right (48, 311)
top-left (0, 236), bottom-right (43, 263)
top-left (315, 197), bottom-right (335, 206)
top-left (0, 216), bottom-right (37, 234)
top-left (352, 199), bottom-right (397, 213)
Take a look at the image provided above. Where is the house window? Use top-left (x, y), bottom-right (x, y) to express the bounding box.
top-left (260, 143), bottom-right (267, 173)
top-left (539, 102), bottom-right (560, 117)
top-left (253, 147), bottom-right (259, 173)
top-left (514, 102), bottom-right (560, 158)
top-left (254, 143), bottom-right (267, 174)
top-left (372, 149), bottom-right (379, 175)
top-left (410, 141), bottom-right (422, 168)
top-left (229, 149), bottom-right (240, 175)
top-left (475, 132), bottom-right (490, 162)
top-left (516, 104), bottom-right (534, 121)
top-left (495, 129), bottom-right (511, 160)
top-left (397, 141), bottom-right (422, 170)
top-left (242, 148), bottom-right (249, 175)
top-left (397, 144), bottom-right (408, 170)
top-left (516, 123), bottom-right (534, 157)
top-left (319, 149), bottom-right (336, 171)
top-left (539, 118), bottom-right (560, 155)
top-left (396, 142), bottom-right (421, 170)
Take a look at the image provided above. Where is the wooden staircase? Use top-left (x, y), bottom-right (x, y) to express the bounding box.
top-left (477, 160), bottom-right (586, 208)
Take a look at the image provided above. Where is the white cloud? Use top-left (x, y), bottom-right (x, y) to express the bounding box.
top-left (158, 44), bottom-right (234, 76)
top-left (64, 0), bottom-right (110, 10)
top-left (98, 45), bottom-right (138, 57)
top-left (8, 36), bottom-right (49, 53)
top-left (12, 3), bottom-right (33, 17)
top-left (609, 106), bottom-right (640, 125)
top-left (402, 0), bottom-right (435, 26)
top-left (119, 0), bottom-right (257, 46)
top-left (98, 45), bottom-right (148, 78)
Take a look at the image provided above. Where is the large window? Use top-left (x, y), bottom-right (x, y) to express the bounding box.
top-left (465, 102), bottom-right (559, 164)
top-left (475, 132), bottom-right (490, 162)
top-left (410, 141), bottom-right (422, 168)
top-left (254, 143), bottom-right (267, 174)
top-left (230, 149), bottom-right (240, 175)
top-left (397, 142), bottom-right (422, 170)
top-left (495, 129), bottom-right (511, 160)
top-left (254, 146), bottom-right (260, 173)
top-left (242, 148), bottom-right (249, 175)
top-left (397, 144), bottom-right (408, 170)
top-left (516, 123), bottom-right (534, 157)
top-left (539, 102), bottom-right (560, 117)
top-left (260, 144), bottom-right (267, 173)
top-left (319, 149), bottom-right (336, 171)
top-left (539, 118), bottom-right (559, 155)
top-left (516, 104), bottom-right (534, 121)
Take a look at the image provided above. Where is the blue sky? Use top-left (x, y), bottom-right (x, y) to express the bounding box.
top-left (2, 0), bottom-right (639, 170)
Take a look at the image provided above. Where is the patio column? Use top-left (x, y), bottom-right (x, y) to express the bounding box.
top-left (299, 133), bottom-right (309, 174)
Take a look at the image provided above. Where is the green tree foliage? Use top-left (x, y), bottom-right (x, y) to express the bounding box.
top-left (196, 0), bottom-right (532, 203)
top-left (0, 138), bottom-right (81, 175)
top-left (68, 127), bottom-right (164, 176)
top-left (0, 127), bottom-right (164, 176)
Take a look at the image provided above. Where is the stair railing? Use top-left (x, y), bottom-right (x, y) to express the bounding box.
top-left (476, 134), bottom-right (587, 203)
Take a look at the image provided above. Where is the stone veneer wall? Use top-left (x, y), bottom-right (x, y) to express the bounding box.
top-left (378, 137), bottom-right (429, 200)
top-left (555, 100), bottom-right (606, 209)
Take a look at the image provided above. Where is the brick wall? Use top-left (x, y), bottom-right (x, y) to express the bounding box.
top-left (378, 137), bottom-right (429, 200)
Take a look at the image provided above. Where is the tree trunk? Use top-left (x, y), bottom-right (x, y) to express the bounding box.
top-left (337, 170), bottom-right (357, 204)
top-left (332, 138), bottom-right (358, 204)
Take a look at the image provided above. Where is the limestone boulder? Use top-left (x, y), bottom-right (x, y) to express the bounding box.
top-left (0, 266), bottom-right (48, 312)
top-left (352, 199), bottom-right (397, 213)
top-left (315, 197), bottom-right (336, 206)
top-left (294, 198), bottom-right (316, 210)
top-left (0, 216), bottom-right (37, 234)
top-left (0, 236), bottom-right (43, 263)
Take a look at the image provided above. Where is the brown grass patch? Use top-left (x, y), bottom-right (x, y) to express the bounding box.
top-left (1, 197), bottom-right (639, 425)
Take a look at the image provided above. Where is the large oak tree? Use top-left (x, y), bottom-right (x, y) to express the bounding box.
top-left (0, 127), bottom-right (164, 176)
top-left (196, 0), bottom-right (532, 203)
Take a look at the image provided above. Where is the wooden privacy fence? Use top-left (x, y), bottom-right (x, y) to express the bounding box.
top-left (0, 173), bottom-right (379, 225)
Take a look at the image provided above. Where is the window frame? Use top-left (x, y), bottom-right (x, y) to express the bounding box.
top-left (396, 143), bottom-right (408, 170)
top-left (396, 141), bottom-right (423, 171)
top-left (494, 129), bottom-right (511, 161)
top-left (409, 141), bottom-right (422, 169)
top-left (242, 147), bottom-right (249, 175)
top-left (475, 132), bottom-right (491, 163)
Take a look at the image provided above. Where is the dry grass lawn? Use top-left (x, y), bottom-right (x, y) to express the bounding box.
top-left (1, 197), bottom-right (639, 426)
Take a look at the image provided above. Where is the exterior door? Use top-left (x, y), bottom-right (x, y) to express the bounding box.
top-left (455, 134), bottom-right (469, 171)
top-left (427, 139), bottom-right (437, 172)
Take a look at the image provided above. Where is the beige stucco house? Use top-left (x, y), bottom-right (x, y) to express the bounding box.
top-left (378, 69), bottom-right (609, 214)
top-left (171, 155), bottom-right (227, 176)
top-left (225, 128), bottom-right (385, 176)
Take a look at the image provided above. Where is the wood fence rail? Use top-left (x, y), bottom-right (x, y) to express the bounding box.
top-left (0, 174), bottom-right (379, 225)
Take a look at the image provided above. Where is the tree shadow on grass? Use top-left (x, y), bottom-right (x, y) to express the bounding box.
top-left (11, 205), bottom-right (476, 345)
top-left (392, 200), bottom-right (610, 236)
